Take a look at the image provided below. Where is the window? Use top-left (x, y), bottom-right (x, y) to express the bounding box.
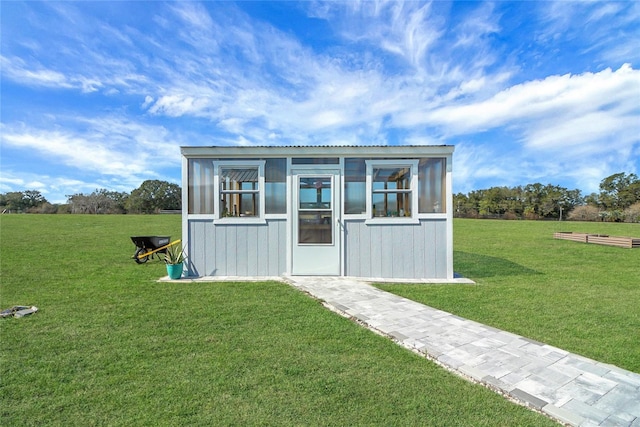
top-left (219, 167), bottom-right (259, 217)
top-left (188, 159), bottom-right (281, 219)
top-left (188, 159), bottom-right (215, 214)
top-left (265, 158), bottom-right (286, 214)
top-left (215, 161), bottom-right (265, 220)
top-left (418, 158), bottom-right (446, 213)
top-left (344, 158), bottom-right (366, 215)
top-left (366, 160), bottom-right (418, 220)
top-left (292, 158), bottom-right (339, 165)
top-left (298, 176), bottom-right (333, 244)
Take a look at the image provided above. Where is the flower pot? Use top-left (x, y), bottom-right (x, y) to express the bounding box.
top-left (166, 263), bottom-right (183, 280)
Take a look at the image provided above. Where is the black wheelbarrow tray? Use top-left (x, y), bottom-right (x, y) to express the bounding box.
top-left (130, 236), bottom-right (180, 264)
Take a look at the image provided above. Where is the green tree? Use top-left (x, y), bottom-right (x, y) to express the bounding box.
top-left (453, 193), bottom-right (473, 217)
top-left (598, 172), bottom-right (640, 211)
top-left (66, 189), bottom-right (129, 214)
top-left (125, 180), bottom-right (181, 214)
top-left (0, 190), bottom-right (48, 212)
top-left (23, 190), bottom-right (47, 208)
top-left (521, 184), bottom-right (582, 219)
top-left (584, 192), bottom-right (599, 207)
top-left (523, 183), bottom-right (545, 217)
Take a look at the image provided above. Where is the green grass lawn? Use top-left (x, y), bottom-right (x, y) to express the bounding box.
top-left (1, 215), bottom-right (556, 426)
top-left (380, 218), bottom-right (640, 374)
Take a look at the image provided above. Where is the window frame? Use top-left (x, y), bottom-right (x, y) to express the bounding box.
top-left (365, 159), bottom-right (419, 224)
top-left (296, 174), bottom-right (335, 245)
top-left (187, 158), bottom-right (216, 216)
top-left (418, 157), bottom-right (447, 215)
top-left (214, 160), bottom-right (266, 224)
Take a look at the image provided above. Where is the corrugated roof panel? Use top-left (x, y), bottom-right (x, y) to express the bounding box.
top-left (221, 168), bottom-right (259, 183)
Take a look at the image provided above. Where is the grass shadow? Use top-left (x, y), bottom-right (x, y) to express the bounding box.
top-left (454, 251), bottom-right (540, 278)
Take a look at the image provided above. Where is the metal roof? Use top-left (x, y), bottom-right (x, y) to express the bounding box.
top-left (220, 168), bottom-right (259, 183)
top-left (181, 145), bottom-right (454, 158)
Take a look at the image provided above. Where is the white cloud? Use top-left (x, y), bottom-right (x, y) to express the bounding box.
top-left (452, 2), bottom-right (499, 48)
top-left (0, 55), bottom-right (71, 88)
top-left (0, 171), bottom-right (103, 203)
top-left (148, 94), bottom-right (213, 117)
top-left (142, 96), bottom-right (154, 108)
top-left (3, 130), bottom-right (134, 176)
top-left (0, 175), bottom-right (26, 193)
top-left (170, 2), bottom-right (214, 30)
top-left (431, 64), bottom-right (639, 193)
top-left (524, 110), bottom-right (637, 155)
top-left (535, 1), bottom-right (640, 66)
top-left (1, 117), bottom-right (181, 183)
top-left (420, 64), bottom-right (639, 136)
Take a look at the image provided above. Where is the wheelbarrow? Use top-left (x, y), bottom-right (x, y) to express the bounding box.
top-left (131, 236), bottom-right (181, 264)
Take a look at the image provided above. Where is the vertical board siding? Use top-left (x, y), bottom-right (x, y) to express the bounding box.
top-left (413, 223), bottom-right (426, 278)
top-left (267, 221), bottom-right (285, 276)
top-left (187, 219), bottom-right (286, 277)
top-left (344, 219), bottom-right (448, 279)
top-left (187, 220), bottom-right (209, 277)
top-left (188, 218), bottom-right (446, 279)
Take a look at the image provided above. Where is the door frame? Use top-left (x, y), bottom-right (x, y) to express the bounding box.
top-left (290, 166), bottom-right (342, 275)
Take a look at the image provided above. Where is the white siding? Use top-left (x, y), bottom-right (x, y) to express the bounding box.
top-left (186, 219), bottom-right (286, 277)
top-left (344, 219), bottom-right (447, 279)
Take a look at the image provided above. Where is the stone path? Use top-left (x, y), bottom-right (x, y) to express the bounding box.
top-left (285, 276), bottom-right (640, 427)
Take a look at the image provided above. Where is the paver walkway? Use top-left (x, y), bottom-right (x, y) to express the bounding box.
top-left (285, 276), bottom-right (640, 427)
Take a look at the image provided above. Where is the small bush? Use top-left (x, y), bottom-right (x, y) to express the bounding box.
top-left (568, 205), bottom-right (600, 221)
top-left (624, 202), bottom-right (640, 223)
top-left (503, 211), bottom-right (519, 220)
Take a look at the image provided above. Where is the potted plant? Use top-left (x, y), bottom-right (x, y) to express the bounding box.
top-left (164, 244), bottom-right (185, 280)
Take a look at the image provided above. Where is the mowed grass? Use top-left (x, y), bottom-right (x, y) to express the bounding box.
top-left (380, 218), bottom-right (640, 373)
top-left (1, 215), bottom-right (555, 426)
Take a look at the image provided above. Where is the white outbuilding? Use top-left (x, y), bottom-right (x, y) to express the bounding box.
top-left (181, 145), bottom-right (455, 280)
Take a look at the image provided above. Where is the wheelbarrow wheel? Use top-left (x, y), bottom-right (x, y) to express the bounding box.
top-left (134, 247), bottom-right (149, 264)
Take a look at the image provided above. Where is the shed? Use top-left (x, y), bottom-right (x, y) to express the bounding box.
top-left (180, 145), bottom-right (455, 280)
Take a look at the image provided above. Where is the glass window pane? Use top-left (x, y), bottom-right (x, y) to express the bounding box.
top-left (220, 167), bottom-right (258, 191)
top-left (419, 158), bottom-right (446, 213)
top-left (373, 167), bottom-right (410, 190)
top-left (292, 158), bottom-right (339, 164)
top-left (188, 159), bottom-right (214, 214)
top-left (298, 211), bottom-right (332, 244)
top-left (344, 158), bottom-right (366, 214)
top-left (265, 182), bottom-right (286, 214)
top-left (299, 177), bottom-right (331, 209)
top-left (219, 166), bottom-right (260, 217)
top-left (265, 158), bottom-right (286, 214)
top-left (372, 193), bottom-right (411, 217)
top-left (220, 192), bottom-right (259, 217)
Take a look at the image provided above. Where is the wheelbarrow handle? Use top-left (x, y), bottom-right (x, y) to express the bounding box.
top-left (133, 239), bottom-right (181, 260)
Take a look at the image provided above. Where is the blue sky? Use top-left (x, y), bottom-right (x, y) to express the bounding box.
top-left (1, 1), bottom-right (639, 204)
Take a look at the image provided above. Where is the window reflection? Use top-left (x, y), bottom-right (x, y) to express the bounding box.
top-left (298, 176), bottom-right (332, 244)
top-left (188, 159), bottom-right (215, 214)
top-left (220, 167), bottom-right (259, 217)
top-left (418, 158), bottom-right (445, 213)
top-left (372, 166), bottom-right (412, 217)
top-left (265, 158), bottom-right (286, 214)
top-left (344, 158), bottom-right (366, 214)
top-left (299, 177), bottom-right (331, 209)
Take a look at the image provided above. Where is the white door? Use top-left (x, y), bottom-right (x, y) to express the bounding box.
top-left (292, 168), bottom-right (341, 275)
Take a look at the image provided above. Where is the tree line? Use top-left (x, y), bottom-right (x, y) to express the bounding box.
top-left (2, 173), bottom-right (639, 222)
top-left (0, 180), bottom-right (181, 214)
top-left (454, 172), bottom-right (640, 222)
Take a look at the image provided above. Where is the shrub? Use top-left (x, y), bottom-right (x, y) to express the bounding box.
top-left (567, 205), bottom-right (600, 221)
top-left (624, 202), bottom-right (640, 223)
